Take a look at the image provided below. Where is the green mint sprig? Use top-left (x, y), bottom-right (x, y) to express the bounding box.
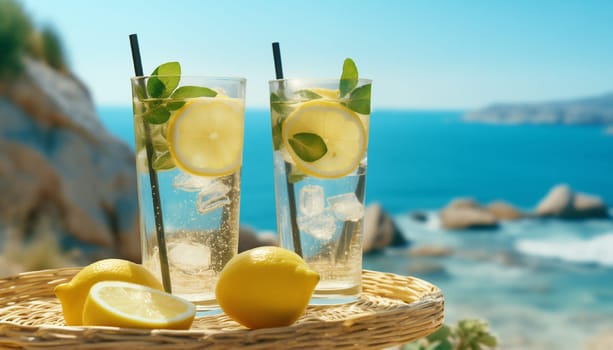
top-left (270, 58), bottom-right (371, 171)
top-left (339, 58), bottom-right (371, 114)
top-left (138, 61), bottom-right (217, 125)
top-left (287, 58), bottom-right (370, 163)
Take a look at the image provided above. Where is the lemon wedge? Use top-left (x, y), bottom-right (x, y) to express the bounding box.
top-left (82, 281), bottom-right (196, 329)
top-left (282, 100), bottom-right (366, 179)
top-left (54, 259), bottom-right (163, 326)
top-left (216, 246), bottom-right (319, 329)
top-left (167, 98), bottom-right (244, 176)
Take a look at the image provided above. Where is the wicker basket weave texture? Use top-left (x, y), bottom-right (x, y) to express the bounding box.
top-left (0, 268), bottom-right (444, 349)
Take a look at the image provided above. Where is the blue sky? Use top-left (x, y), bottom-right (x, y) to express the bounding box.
top-left (19, 0), bottom-right (613, 109)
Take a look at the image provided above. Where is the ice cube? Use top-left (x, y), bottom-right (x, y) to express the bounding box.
top-left (299, 185), bottom-right (325, 216)
top-left (328, 193), bottom-right (364, 222)
top-left (173, 173), bottom-right (212, 192)
top-left (168, 242), bottom-right (210, 274)
top-left (298, 210), bottom-right (337, 240)
top-left (196, 181), bottom-right (231, 214)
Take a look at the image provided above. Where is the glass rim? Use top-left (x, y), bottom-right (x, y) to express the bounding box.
top-left (131, 75), bottom-right (246, 83)
top-left (268, 77), bottom-right (372, 84)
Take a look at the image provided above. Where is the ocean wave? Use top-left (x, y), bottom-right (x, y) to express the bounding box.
top-left (516, 232), bottom-right (613, 267)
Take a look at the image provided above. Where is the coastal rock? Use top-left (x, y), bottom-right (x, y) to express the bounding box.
top-left (486, 200), bottom-right (524, 220)
top-left (439, 198), bottom-right (499, 230)
top-left (363, 203), bottom-right (409, 253)
top-left (238, 226), bottom-right (277, 252)
top-left (0, 58), bottom-right (139, 270)
top-left (573, 193), bottom-right (609, 218)
top-left (536, 184), bottom-right (608, 219)
top-left (535, 184), bottom-right (574, 217)
top-left (463, 92), bottom-right (613, 125)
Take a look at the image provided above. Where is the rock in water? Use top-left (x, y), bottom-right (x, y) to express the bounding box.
top-left (439, 197), bottom-right (499, 230)
top-left (362, 203), bottom-right (409, 253)
top-left (536, 184), bottom-right (608, 219)
top-left (0, 58), bottom-right (139, 268)
top-left (573, 193), bottom-right (609, 219)
top-left (535, 184), bottom-right (574, 217)
top-left (486, 200), bottom-right (524, 220)
top-left (440, 207), bottom-right (499, 230)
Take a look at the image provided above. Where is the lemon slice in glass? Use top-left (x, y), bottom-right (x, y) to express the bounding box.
top-left (309, 88), bottom-right (339, 99)
top-left (282, 100), bottom-right (366, 179)
top-left (82, 281), bottom-right (196, 329)
top-left (168, 98), bottom-right (244, 176)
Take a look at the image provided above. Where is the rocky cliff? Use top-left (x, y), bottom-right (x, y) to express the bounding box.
top-left (0, 58), bottom-right (139, 274)
top-left (464, 92), bottom-right (613, 125)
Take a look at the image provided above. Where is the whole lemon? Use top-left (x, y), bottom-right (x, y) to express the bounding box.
top-left (215, 246), bottom-right (319, 329)
top-left (54, 259), bottom-right (163, 325)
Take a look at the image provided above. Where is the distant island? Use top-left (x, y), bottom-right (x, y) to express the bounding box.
top-left (464, 92), bottom-right (613, 125)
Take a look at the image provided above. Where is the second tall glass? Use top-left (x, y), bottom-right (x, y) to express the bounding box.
top-left (269, 78), bottom-right (372, 304)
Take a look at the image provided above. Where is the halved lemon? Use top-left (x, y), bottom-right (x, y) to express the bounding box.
top-left (282, 100), bottom-right (367, 179)
top-left (167, 98), bottom-right (244, 176)
top-left (82, 281), bottom-right (196, 329)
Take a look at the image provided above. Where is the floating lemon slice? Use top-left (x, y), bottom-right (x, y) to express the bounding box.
top-left (168, 98), bottom-right (244, 176)
top-left (82, 281), bottom-right (196, 329)
top-left (282, 100), bottom-right (366, 179)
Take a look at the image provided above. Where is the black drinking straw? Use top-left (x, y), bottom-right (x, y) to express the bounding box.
top-left (272, 42), bottom-right (303, 257)
top-left (129, 34), bottom-right (172, 293)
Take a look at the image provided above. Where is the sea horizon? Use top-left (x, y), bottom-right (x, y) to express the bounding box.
top-left (99, 106), bottom-right (613, 225)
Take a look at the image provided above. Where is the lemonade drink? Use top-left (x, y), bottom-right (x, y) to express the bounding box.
top-left (131, 63), bottom-right (245, 309)
top-left (269, 63), bottom-right (371, 304)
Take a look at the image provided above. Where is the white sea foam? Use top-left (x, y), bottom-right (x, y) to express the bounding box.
top-left (516, 232), bottom-right (613, 267)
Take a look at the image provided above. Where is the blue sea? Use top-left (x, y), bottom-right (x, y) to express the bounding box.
top-left (100, 107), bottom-right (613, 349)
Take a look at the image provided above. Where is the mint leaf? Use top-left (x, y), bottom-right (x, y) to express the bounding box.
top-left (152, 61), bottom-right (181, 76)
top-left (296, 89), bottom-right (322, 100)
top-left (270, 92), bottom-right (281, 103)
top-left (152, 151), bottom-right (175, 170)
top-left (272, 118), bottom-right (283, 150)
top-left (166, 101), bottom-right (185, 111)
top-left (339, 58), bottom-right (358, 97)
top-left (143, 106), bottom-right (171, 124)
top-left (344, 83), bottom-right (371, 114)
top-left (270, 92), bottom-right (294, 115)
top-left (288, 132), bottom-right (327, 162)
top-left (148, 61), bottom-right (181, 98)
top-left (147, 77), bottom-right (165, 98)
top-left (172, 86), bottom-right (217, 99)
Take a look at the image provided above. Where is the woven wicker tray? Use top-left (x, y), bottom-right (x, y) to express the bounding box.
top-left (0, 268), bottom-right (444, 349)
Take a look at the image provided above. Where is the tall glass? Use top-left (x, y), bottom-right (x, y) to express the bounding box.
top-left (269, 78), bottom-right (372, 304)
top-left (131, 76), bottom-right (246, 309)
